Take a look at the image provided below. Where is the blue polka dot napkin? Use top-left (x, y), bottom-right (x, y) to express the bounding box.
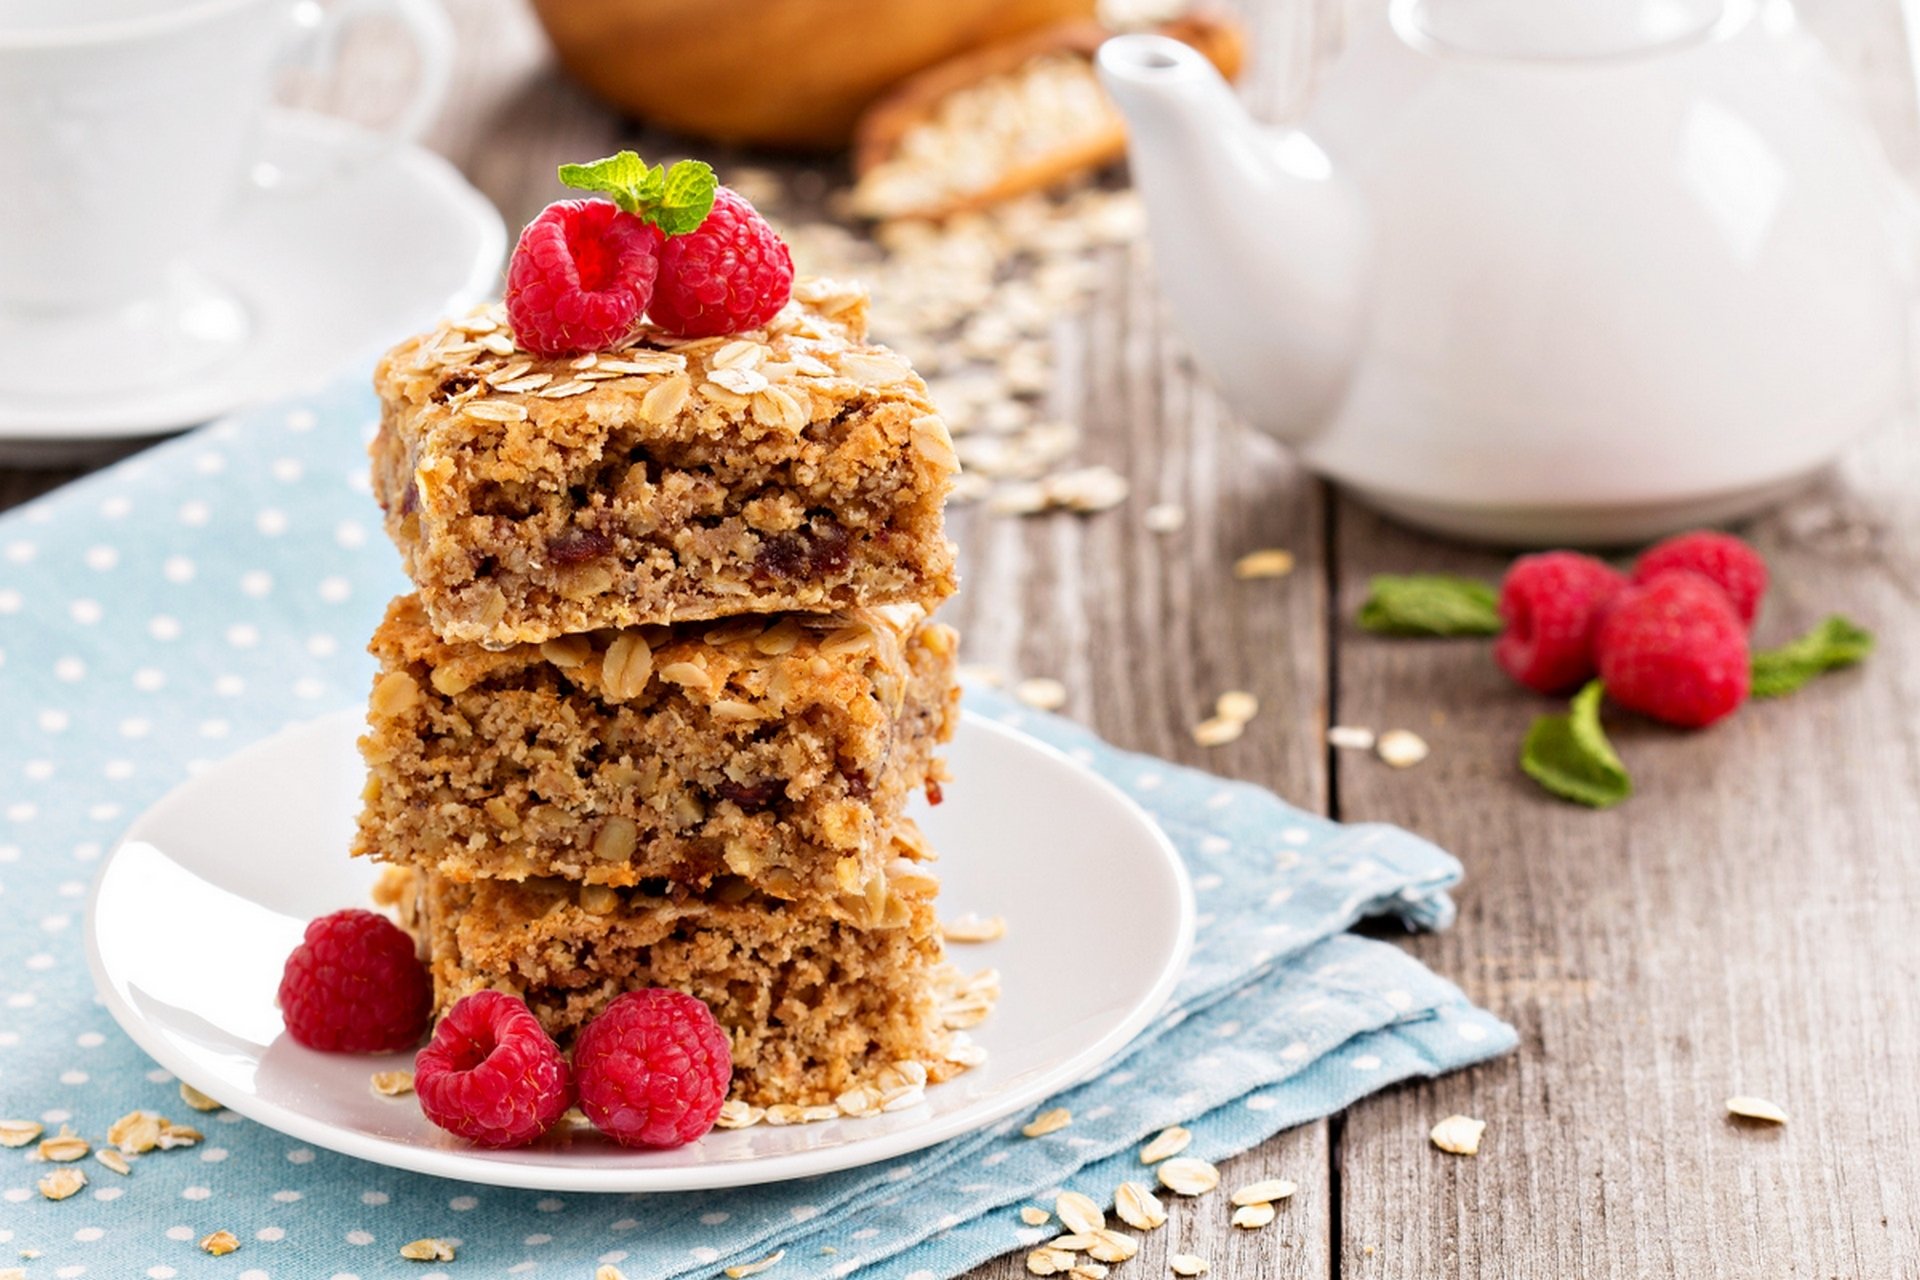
top-left (0, 377), bottom-right (1516, 1279)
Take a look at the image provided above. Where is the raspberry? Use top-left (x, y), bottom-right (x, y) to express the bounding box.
top-left (572, 989), bottom-right (732, 1148)
top-left (1494, 552), bottom-right (1628, 694)
top-left (414, 991), bottom-right (572, 1148)
top-left (1632, 530), bottom-right (1768, 628)
top-left (648, 188), bottom-right (794, 338)
top-left (505, 199), bottom-right (663, 356)
top-left (1596, 571), bottom-right (1751, 727)
top-left (277, 909), bottom-right (431, 1053)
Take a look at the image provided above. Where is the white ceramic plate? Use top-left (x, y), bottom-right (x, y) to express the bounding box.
top-left (86, 709), bottom-right (1193, 1192)
top-left (0, 110), bottom-right (505, 456)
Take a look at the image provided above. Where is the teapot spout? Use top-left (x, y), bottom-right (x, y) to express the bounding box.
top-left (1098, 34), bottom-right (1370, 446)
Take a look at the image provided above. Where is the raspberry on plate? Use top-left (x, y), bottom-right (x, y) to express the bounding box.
top-left (277, 908), bottom-right (431, 1053)
top-left (414, 990), bottom-right (573, 1149)
top-left (1597, 571), bottom-right (1751, 727)
top-left (1495, 552), bottom-right (1628, 694)
top-left (572, 989), bottom-right (733, 1148)
top-left (648, 187), bottom-right (795, 338)
top-left (1632, 530), bottom-right (1768, 628)
top-left (505, 199), bottom-right (663, 357)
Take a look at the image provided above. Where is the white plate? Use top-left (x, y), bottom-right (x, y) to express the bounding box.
top-left (86, 709), bottom-right (1193, 1192)
top-left (0, 110), bottom-right (506, 456)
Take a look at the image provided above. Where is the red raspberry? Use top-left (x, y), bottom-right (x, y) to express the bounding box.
top-left (1494, 552), bottom-right (1629, 694)
top-left (277, 909), bottom-right (431, 1053)
top-left (572, 989), bottom-right (732, 1148)
top-left (505, 199), bottom-right (663, 356)
top-left (648, 188), bottom-right (794, 338)
top-left (1632, 530), bottom-right (1768, 628)
top-left (414, 991), bottom-right (573, 1149)
top-left (1597, 571), bottom-right (1751, 727)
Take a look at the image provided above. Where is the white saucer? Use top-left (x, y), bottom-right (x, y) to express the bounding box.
top-left (86, 710), bottom-right (1193, 1193)
top-left (0, 110), bottom-right (505, 459)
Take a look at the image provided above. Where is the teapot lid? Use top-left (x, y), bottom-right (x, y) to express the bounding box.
top-left (1392, 0), bottom-right (1743, 61)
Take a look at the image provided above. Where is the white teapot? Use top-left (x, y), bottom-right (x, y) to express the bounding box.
top-left (1098, 0), bottom-right (1914, 544)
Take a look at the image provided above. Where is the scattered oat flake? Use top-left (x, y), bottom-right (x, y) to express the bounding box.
top-left (108, 1110), bottom-right (160, 1154)
top-left (371, 1070), bottom-right (415, 1097)
top-left (1726, 1096), bottom-right (1789, 1125)
top-left (1192, 715), bottom-right (1244, 748)
top-left (1215, 690), bottom-right (1258, 723)
top-left (38, 1125), bottom-right (89, 1162)
top-left (596, 1267), bottom-right (629, 1280)
top-left (38, 1167), bottom-right (86, 1200)
top-left (1327, 724), bottom-right (1376, 751)
top-left (724, 1249), bottom-right (785, 1278)
top-left (1139, 1125), bottom-right (1191, 1164)
top-left (1143, 503), bottom-right (1186, 533)
top-left (1055, 1190), bottom-right (1105, 1235)
top-left (1085, 1229), bottom-right (1138, 1263)
top-left (1156, 1156), bottom-right (1220, 1195)
top-left (400, 1238), bottom-right (456, 1262)
top-left (95, 1149), bottom-right (131, 1176)
top-left (1027, 1247), bottom-right (1078, 1276)
top-left (1049, 1234), bottom-right (1097, 1252)
top-left (1070, 1265), bottom-right (1111, 1280)
top-left (1430, 1114), bottom-right (1486, 1155)
top-left (1113, 1180), bottom-right (1167, 1230)
top-left (1234, 548), bottom-right (1295, 579)
top-left (1170, 1254), bottom-right (1210, 1276)
top-left (715, 1099), bottom-right (764, 1129)
top-left (158, 1120), bottom-right (202, 1149)
top-left (1023, 1107), bottom-right (1072, 1138)
top-left (200, 1230), bottom-right (239, 1257)
top-left (1020, 1205), bottom-right (1053, 1226)
top-left (1015, 677), bottom-right (1068, 711)
top-left (1232, 1202), bottom-right (1277, 1229)
top-left (178, 1082), bottom-right (222, 1112)
top-left (1230, 1178), bottom-right (1297, 1206)
top-left (0, 1119), bottom-right (43, 1148)
top-left (942, 913), bottom-right (1007, 943)
top-left (1377, 729), bottom-right (1430, 769)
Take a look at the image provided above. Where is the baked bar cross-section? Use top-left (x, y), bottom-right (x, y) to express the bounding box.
top-left (372, 278), bottom-right (960, 648)
top-left (355, 593), bottom-right (958, 900)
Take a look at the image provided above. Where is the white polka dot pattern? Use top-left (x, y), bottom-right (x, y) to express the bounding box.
top-left (0, 383), bottom-right (1511, 1279)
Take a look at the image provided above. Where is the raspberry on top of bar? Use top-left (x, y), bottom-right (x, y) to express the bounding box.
top-left (372, 279), bottom-right (960, 648)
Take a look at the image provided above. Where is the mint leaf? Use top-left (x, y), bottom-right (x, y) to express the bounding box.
top-left (556, 153), bottom-right (718, 234)
top-left (558, 151), bottom-right (652, 214)
top-left (1750, 615), bottom-right (1873, 698)
top-left (1521, 681), bottom-right (1632, 809)
top-left (1356, 574), bottom-right (1501, 636)
top-left (652, 160), bottom-right (718, 235)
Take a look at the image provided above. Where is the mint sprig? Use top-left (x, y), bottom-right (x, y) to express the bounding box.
top-left (1750, 614), bottom-right (1873, 698)
top-left (557, 151), bottom-right (717, 236)
top-left (1521, 681), bottom-right (1632, 809)
top-left (1356, 574), bottom-right (1501, 637)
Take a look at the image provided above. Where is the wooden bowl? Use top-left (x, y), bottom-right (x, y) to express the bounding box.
top-left (528, 0), bottom-right (1098, 150)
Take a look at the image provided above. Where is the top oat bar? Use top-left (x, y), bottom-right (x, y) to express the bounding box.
top-left (372, 279), bottom-right (959, 648)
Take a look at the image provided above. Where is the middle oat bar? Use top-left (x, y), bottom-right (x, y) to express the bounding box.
top-left (355, 592), bottom-right (958, 897)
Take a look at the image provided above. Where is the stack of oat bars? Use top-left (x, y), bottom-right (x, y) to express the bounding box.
top-left (354, 277), bottom-right (994, 1121)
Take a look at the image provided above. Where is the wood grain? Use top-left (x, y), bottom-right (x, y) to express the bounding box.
top-left (6, 0), bottom-right (1919, 1274)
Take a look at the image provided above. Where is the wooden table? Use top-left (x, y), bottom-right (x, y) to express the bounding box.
top-left (9, 2), bottom-right (1918, 1273)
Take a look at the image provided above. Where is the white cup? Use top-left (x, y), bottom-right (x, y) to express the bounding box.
top-left (0, 0), bottom-right (453, 396)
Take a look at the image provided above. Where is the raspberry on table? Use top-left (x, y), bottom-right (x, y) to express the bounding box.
top-left (414, 991), bottom-right (573, 1149)
top-left (1632, 530), bottom-right (1768, 628)
top-left (572, 989), bottom-right (733, 1148)
top-left (1494, 552), bottom-right (1628, 694)
top-left (1597, 571), bottom-right (1751, 727)
top-left (505, 199), bottom-right (663, 357)
top-left (277, 909), bottom-right (431, 1053)
top-left (648, 187), bottom-right (795, 338)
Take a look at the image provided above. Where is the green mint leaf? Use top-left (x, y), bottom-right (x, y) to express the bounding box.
top-left (1750, 615), bottom-right (1873, 698)
top-left (648, 160), bottom-right (718, 236)
top-left (1356, 574), bottom-right (1501, 636)
top-left (1521, 681), bottom-right (1632, 809)
top-left (557, 150), bottom-right (651, 214)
